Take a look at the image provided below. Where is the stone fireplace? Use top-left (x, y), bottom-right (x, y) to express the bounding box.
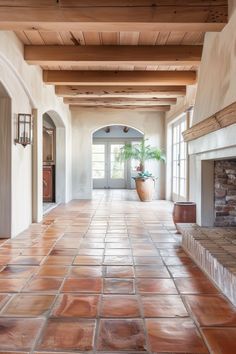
top-left (187, 123), bottom-right (236, 227)
top-left (214, 160), bottom-right (236, 226)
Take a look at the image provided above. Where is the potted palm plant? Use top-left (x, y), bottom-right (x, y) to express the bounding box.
top-left (117, 138), bottom-right (165, 201)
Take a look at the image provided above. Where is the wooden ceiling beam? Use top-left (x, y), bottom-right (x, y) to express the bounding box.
top-left (0, 1), bottom-right (227, 6)
top-left (0, 2), bottom-right (227, 32)
top-left (55, 85), bottom-right (186, 98)
top-left (64, 97), bottom-right (177, 106)
top-left (69, 105), bottom-right (171, 111)
top-left (44, 70), bottom-right (197, 86)
top-left (25, 45), bottom-right (202, 66)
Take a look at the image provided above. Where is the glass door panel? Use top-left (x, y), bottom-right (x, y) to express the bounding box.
top-left (92, 141), bottom-right (127, 189)
top-left (172, 115), bottom-right (188, 201)
top-left (108, 143), bottom-right (126, 188)
top-left (92, 143), bottom-right (107, 188)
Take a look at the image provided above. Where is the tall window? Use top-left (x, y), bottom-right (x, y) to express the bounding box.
top-left (172, 114), bottom-right (188, 201)
top-left (92, 144), bottom-right (105, 179)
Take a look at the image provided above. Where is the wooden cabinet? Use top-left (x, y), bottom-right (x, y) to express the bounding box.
top-left (43, 165), bottom-right (55, 202)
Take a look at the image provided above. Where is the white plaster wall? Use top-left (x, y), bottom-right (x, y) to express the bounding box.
top-left (0, 31), bottom-right (72, 237)
top-left (71, 108), bottom-right (165, 199)
top-left (187, 1), bottom-right (236, 225)
top-left (193, 0), bottom-right (236, 125)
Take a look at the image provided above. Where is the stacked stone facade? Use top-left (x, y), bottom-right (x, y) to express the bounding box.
top-left (214, 160), bottom-right (236, 226)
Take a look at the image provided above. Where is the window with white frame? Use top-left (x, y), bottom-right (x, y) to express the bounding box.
top-left (172, 114), bottom-right (188, 201)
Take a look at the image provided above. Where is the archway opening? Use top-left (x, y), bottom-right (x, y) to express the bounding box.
top-left (0, 82), bottom-right (11, 237)
top-left (42, 111), bottom-right (66, 213)
top-left (92, 125), bottom-right (144, 191)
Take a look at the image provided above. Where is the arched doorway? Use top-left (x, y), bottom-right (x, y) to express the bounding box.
top-left (42, 111), bottom-right (66, 213)
top-left (92, 125), bottom-right (144, 190)
top-left (0, 82), bottom-right (11, 237)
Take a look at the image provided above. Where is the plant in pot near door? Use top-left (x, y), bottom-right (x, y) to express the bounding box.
top-left (117, 139), bottom-right (165, 201)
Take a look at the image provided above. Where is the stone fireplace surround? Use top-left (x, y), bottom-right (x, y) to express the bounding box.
top-left (214, 160), bottom-right (236, 227)
top-left (188, 123), bottom-right (236, 227)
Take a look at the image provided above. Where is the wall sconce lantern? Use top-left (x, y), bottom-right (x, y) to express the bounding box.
top-left (15, 113), bottom-right (32, 147)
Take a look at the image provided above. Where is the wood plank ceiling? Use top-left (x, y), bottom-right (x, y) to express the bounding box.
top-left (0, 0), bottom-right (228, 111)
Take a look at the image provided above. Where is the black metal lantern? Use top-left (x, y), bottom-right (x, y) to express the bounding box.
top-left (15, 113), bottom-right (32, 147)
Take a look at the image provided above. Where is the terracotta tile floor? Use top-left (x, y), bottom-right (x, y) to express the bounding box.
top-left (0, 189), bottom-right (236, 353)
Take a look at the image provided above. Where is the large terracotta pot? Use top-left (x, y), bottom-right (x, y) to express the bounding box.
top-left (173, 202), bottom-right (196, 225)
top-left (135, 177), bottom-right (155, 202)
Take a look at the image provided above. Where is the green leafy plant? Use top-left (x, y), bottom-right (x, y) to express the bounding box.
top-left (117, 138), bottom-right (165, 178)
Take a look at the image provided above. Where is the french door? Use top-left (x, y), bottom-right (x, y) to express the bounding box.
top-left (92, 141), bottom-right (127, 189)
top-left (172, 115), bottom-right (188, 201)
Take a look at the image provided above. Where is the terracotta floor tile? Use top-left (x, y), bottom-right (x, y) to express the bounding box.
top-left (36, 265), bottom-right (69, 277)
top-left (202, 327), bottom-right (236, 354)
top-left (162, 255), bottom-right (194, 266)
top-left (62, 278), bottom-right (102, 293)
top-left (0, 278), bottom-right (27, 292)
top-left (146, 318), bottom-right (208, 353)
top-left (106, 242), bottom-right (130, 249)
top-left (1, 193), bottom-right (233, 353)
top-left (20, 248), bottom-right (50, 256)
top-left (159, 248), bottom-right (186, 256)
top-left (78, 248), bottom-right (104, 256)
top-left (141, 295), bottom-right (188, 317)
top-left (43, 255), bottom-right (74, 265)
top-left (104, 249), bottom-right (132, 256)
top-left (73, 255), bottom-right (103, 265)
top-left (103, 255), bottom-right (133, 265)
top-left (80, 243), bottom-right (105, 250)
top-left (2, 294), bottom-right (55, 316)
top-left (8, 255), bottom-right (44, 265)
top-left (37, 319), bottom-right (95, 351)
top-left (0, 351), bottom-right (29, 354)
top-left (184, 294), bottom-right (236, 326)
top-left (136, 278), bottom-right (178, 294)
top-left (175, 277), bottom-right (219, 294)
top-left (0, 293), bottom-right (10, 309)
top-left (151, 235), bottom-right (177, 242)
top-left (134, 256), bottom-right (163, 265)
top-left (97, 319), bottom-right (146, 351)
top-left (133, 249), bottom-right (159, 256)
top-left (0, 265), bottom-right (37, 278)
top-left (49, 248), bottom-right (78, 256)
top-left (103, 278), bottom-right (135, 294)
top-left (69, 266), bottom-right (103, 278)
top-left (154, 242), bottom-right (181, 249)
top-left (105, 237), bottom-right (129, 243)
top-left (168, 264), bottom-right (206, 278)
top-left (105, 266), bottom-right (134, 278)
top-left (0, 318), bottom-right (45, 350)
top-left (22, 277), bottom-right (63, 293)
top-left (52, 294), bottom-right (99, 317)
top-left (100, 295), bottom-right (140, 317)
top-left (135, 265), bottom-right (170, 278)
top-left (0, 256), bottom-right (14, 265)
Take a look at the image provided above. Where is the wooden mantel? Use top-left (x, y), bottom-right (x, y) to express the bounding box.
top-left (183, 101), bottom-right (236, 142)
